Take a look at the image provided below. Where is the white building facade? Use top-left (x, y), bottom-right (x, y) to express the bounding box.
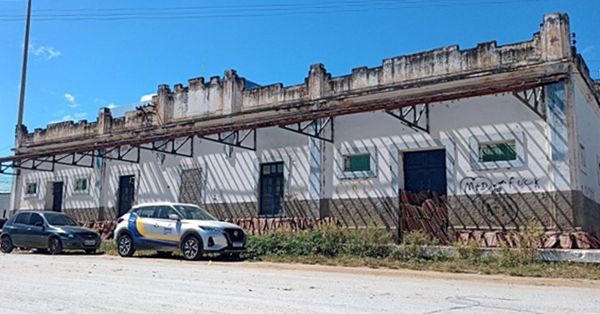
top-left (7, 13), bottom-right (600, 237)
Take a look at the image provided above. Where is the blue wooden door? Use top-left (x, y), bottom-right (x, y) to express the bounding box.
top-left (403, 150), bottom-right (447, 195)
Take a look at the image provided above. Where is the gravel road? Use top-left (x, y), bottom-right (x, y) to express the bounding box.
top-left (0, 253), bottom-right (599, 314)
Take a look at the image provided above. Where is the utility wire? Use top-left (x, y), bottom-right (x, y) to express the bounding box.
top-left (0, 0), bottom-right (550, 22)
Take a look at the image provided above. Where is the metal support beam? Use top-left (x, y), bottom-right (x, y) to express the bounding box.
top-left (140, 136), bottom-right (194, 157)
top-left (199, 129), bottom-right (256, 151)
top-left (13, 157), bottom-right (55, 172)
top-left (386, 104), bottom-right (429, 133)
top-left (512, 86), bottom-right (546, 119)
top-left (52, 153), bottom-right (95, 168)
top-left (0, 161), bottom-right (17, 175)
top-left (279, 117), bottom-right (334, 142)
top-left (84, 146), bottom-right (141, 164)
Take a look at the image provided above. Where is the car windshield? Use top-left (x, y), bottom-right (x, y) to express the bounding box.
top-left (44, 213), bottom-right (79, 226)
top-left (174, 205), bottom-right (217, 221)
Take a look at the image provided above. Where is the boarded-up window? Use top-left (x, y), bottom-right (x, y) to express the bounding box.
top-left (478, 140), bottom-right (516, 162)
top-left (179, 168), bottom-right (203, 206)
top-left (343, 154), bottom-right (370, 172)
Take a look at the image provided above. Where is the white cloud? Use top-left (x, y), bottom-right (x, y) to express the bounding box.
top-left (106, 103), bottom-right (118, 109)
top-left (64, 93), bottom-right (79, 108)
top-left (30, 44), bottom-right (62, 60)
top-left (140, 94), bottom-right (155, 102)
top-left (53, 112), bottom-right (87, 123)
top-left (582, 45), bottom-right (595, 55)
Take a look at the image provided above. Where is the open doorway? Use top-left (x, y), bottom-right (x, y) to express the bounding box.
top-left (117, 175), bottom-right (135, 217)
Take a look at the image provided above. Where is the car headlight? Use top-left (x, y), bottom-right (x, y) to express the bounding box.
top-left (60, 233), bottom-right (75, 239)
top-left (199, 226), bottom-right (218, 232)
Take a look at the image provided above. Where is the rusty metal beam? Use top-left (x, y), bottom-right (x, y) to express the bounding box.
top-left (0, 69), bottom-right (569, 163)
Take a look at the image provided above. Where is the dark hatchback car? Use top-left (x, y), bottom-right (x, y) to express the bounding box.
top-left (0, 211), bottom-right (101, 255)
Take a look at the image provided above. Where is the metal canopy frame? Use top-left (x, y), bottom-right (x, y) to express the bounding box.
top-left (386, 104), bottom-right (429, 133)
top-left (84, 146), bottom-right (141, 164)
top-left (140, 136), bottom-right (194, 157)
top-left (512, 86), bottom-right (546, 119)
top-left (15, 157), bottom-right (55, 172)
top-left (199, 129), bottom-right (256, 151)
top-left (51, 152), bottom-right (95, 168)
top-left (0, 76), bottom-right (568, 166)
top-left (279, 117), bottom-right (334, 142)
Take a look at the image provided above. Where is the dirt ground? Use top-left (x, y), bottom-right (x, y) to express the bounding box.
top-left (1, 252), bottom-right (599, 313)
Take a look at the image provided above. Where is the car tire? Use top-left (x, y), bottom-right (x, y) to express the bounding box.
top-left (85, 249), bottom-right (96, 255)
top-left (48, 237), bottom-right (63, 255)
top-left (0, 236), bottom-right (14, 254)
top-left (117, 233), bottom-right (135, 257)
top-left (181, 235), bottom-right (203, 261)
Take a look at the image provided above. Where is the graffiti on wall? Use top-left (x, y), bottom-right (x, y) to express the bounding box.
top-left (460, 176), bottom-right (543, 194)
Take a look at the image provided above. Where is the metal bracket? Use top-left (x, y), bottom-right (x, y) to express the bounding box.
top-left (199, 129), bottom-right (256, 151)
top-left (51, 153), bottom-right (95, 168)
top-left (86, 146), bottom-right (141, 163)
top-left (513, 86), bottom-right (546, 119)
top-left (279, 117), bottom-right (334, 143)
top-left (386, 104), bottom-right (429, 133)
top-left (140, 136), bottom-right (194, 157)
top-left (14, 157), bottom-right (55, 172)
top-left (0, 161), bottom-right (17, 175)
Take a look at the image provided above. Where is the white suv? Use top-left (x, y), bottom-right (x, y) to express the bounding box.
top-left (114, 202), bottom-right (246, 260)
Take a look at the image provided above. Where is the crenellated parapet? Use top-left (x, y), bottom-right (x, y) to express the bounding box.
top-left (17, 13), bottom-right (594, 151)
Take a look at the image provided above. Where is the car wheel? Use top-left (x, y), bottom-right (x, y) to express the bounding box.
top-left (117, 233), bottom-right (135, 257)
top-left (48, 237), bottom-right (63, 255)
top-left (181, 235), bottom-right (202, 261)
top-left (0, 236), bottom-right (14, 254)
top-left (85, 249), bottom-right (96, 255)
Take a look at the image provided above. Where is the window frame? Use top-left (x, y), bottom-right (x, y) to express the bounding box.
top-left (73, 177), bottom-right (90, 194)
top-left (478, 140), bottom-right (517, 163)
top-left (470, 132), bottom-right (525, 170)
top-left (336, 145), bottom-right (377, 180)
top-left (24, 182), bottom-right (38, 197)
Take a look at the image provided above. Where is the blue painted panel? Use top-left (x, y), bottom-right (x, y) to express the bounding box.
top-left (403, 150), bottom-right (447, 194)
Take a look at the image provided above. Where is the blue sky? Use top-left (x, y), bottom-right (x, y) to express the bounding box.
top-left (0, 0), bottom-right (599, 192)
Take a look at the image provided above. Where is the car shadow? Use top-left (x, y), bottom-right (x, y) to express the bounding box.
top-left (135, 252), bottom-right (244, 263)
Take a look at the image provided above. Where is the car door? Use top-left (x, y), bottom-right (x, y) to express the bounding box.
top-left (155, 206), bottom-right (181, 244)
top-left (25, 213), bottom-right (47, 248)
top-left (135, 206), bottom-right (160, 243)
top-left (10, 213), bottom-right (31, 247)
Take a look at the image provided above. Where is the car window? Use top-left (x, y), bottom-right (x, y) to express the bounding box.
top-left (29, 213), bottom-right (44, 226)
top-left (174, 205), bottom-right (217, 221)
top-left (44, 213), bottom-right (78, 226)
top-left (156, 206), bottom-right (178, 219)
top-left (137, 206), bottom-right (156, 218)
top-left (14, 213), bottom-right (31, 225)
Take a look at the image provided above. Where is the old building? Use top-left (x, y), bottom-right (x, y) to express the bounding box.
top-left (2, 13), bottom-right (600, 242)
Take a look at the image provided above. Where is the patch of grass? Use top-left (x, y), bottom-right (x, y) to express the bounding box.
top-left (256, 254), bottom-right (600, 280)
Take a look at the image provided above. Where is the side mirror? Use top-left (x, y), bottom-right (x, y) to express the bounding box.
top-left (168, 214), bottom-right (180, 221)
top-left (34, 221), bottom-right (44, 227)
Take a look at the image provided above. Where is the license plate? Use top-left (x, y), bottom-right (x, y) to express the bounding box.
top-left (84, 240), bottom-right (96, 246)
top-left (233, 242), bottom-right (244, 248)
